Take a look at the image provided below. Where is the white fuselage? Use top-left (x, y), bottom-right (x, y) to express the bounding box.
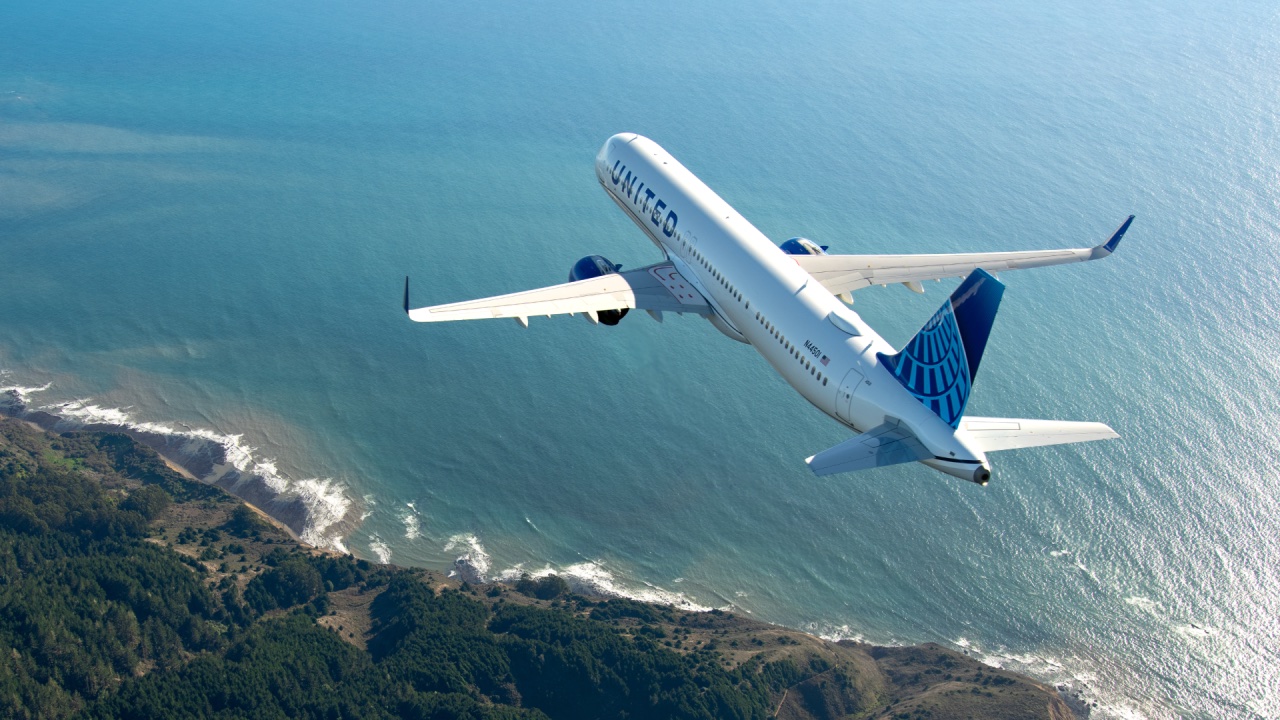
top-left (594, 133), bottom-right (988, 479)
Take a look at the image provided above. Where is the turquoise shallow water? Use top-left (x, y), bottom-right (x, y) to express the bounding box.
top-left (3, 0), bottom-right (1279, 716)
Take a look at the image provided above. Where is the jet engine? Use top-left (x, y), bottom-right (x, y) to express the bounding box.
top-left (568, 255), bottom-right (628, 325)
top-left (779, 237), bottom-right (829, 256)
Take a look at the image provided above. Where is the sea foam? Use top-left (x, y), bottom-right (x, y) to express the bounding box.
top-left (439, 531), bottom-right (710, 611)
top-left (445, 533), bottom-right (491, 583)
top-left (0, 380), bottom-right (356, 553)
top-left (492, 559), bottom-right (711, 612)
top-left (0, 376), bottom-right (52, 406)
top-left (401, 503), bottom-right (421, 540)
top-left (369, 534), bottom-right (392, 565)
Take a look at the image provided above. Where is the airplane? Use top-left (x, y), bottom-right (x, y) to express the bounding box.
top-left (404, 133), bottom-right (1129, 485)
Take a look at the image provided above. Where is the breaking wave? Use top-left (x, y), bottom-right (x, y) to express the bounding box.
top-left (402, 503), bottom-right (421, 540)
top-left (0, 376), bottom-right (52, 406)
top-left (0, 378), bottom-right (357, 552)
top-left (445, 533), bottom-right (491, 584)
top-left (811, 624), bottom-right (867, 644)
top-left (369, 535), bottom-right (392, 565)
top-left (509, 560), bottom-right (711, 612)
top-left (440, 532), bottom-right (710, 611)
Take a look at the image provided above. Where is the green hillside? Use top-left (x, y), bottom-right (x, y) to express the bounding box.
top-left (0, 418), bottom-right (1073, 720)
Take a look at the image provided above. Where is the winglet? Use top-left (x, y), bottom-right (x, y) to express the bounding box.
top-left (1091, 215), bottom-right (1134, 259)
top-left (403, 276), bottom-right (410, 315)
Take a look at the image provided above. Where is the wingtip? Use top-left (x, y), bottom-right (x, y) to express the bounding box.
top-left (1093, 215), bottom-right (1134, 258)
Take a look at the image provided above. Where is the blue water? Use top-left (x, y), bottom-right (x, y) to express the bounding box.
top-left (3, 0), bottom-right (1279, 716)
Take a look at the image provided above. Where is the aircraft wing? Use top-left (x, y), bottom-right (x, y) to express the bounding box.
top-left (405, 262), bottom-right (711, 325)
top-left (794, 216), bottom-right (1133, 298)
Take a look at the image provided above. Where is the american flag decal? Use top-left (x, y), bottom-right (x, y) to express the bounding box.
top-left (820, 355), bottom-right (830, 366)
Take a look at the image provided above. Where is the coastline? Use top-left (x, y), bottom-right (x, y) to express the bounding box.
top-left (0, 386), bottom-right (1090, 717)
top-left (0, 415), bottom-right (1082, 719)
top-left (0, 385), bottom-right (361, 551)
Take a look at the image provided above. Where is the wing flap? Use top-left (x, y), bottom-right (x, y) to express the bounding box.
top-left (805, 419), bottom-right (931, 476)
top-left (407, 263), bottom-right (710, 323)
top-left (960, 417), bottom-right (1119, 452)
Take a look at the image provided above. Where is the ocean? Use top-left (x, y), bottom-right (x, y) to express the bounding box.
top-left (2, 0), bottom-right (1278, 716)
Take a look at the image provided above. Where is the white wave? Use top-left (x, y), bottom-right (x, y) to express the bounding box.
top-left (955, 636), bottom-right (1065, 674)
top-left (445, 533), bottom-right (491, 583)
top-left (249, 459), bottom-right (289, 493)
top-left (32, 397), bottom-right (353, 553)
top-left (369, 535), bottom-right (392, 565)
top-left (47, 398), bottom-right (259, 473)
top-left (813, 624), bottom-right (865, 643)
top-left (0, 378), bottom-right (52, 405)
top-left (497, 560), bottom-right (711, 612)
top-left (524, 516), bottom-right (539, 531)
top-left (401, 506), bottom-right (421, 540)
top-left (292, 477), bottom-right (351, 553)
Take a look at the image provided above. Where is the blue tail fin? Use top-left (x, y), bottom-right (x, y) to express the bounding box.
top-left (876, 269), bottom-right (1005, 428)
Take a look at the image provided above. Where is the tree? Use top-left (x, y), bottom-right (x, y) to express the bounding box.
top-left (245, 557), bottom-right (324, 613)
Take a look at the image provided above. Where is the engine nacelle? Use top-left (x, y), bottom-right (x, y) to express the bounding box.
top-left (568, 255), bottom-right (628, 326)
top-left (779, 237), bottom-right (829, 256)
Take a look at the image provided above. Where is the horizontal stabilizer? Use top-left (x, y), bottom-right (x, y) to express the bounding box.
top-left (805, 419), bottom-right (931, 476)
top-left (960, 417), bottom-right (1119, 452)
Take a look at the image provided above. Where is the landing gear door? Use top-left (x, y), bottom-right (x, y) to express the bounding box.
top-left (836, 369), bottom-right (865, 425)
